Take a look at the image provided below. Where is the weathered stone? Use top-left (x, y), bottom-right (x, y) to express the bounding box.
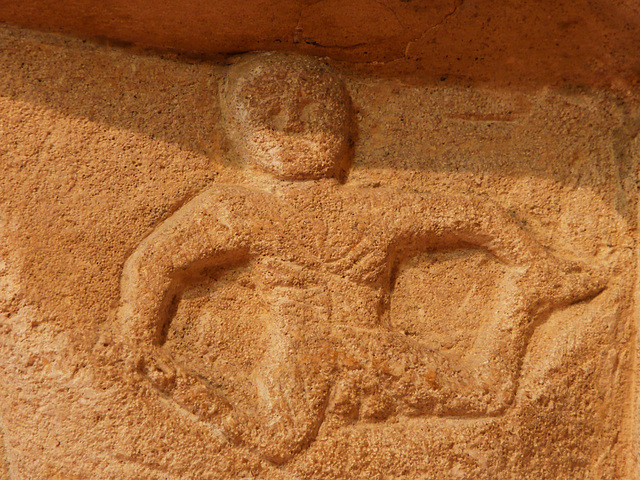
top-left (0, 23), bottom-right (637, 479)
top-left (1, 0), bottom-right (639, 89)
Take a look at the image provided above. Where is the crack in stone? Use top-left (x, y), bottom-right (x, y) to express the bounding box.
top-left (373, 0), bottom-right (406, 30)
top-left (300, 40), bottom-right (370, 50)
top-left (404, 0), bottom-right (464, 58)
top-left (291, 0), bottom-right (465, 66)
top-left (293, 5), bottom-right (304, 44)
top-left (293, 0), bottom-right (406, 49)
top-left (293, 0), bottom-right (327, 45)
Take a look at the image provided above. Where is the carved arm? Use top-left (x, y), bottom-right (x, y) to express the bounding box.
top-left (118, 187), bottom-right (252, 347)
top-left (384, 190), bottom-right (605, 414)
top-left (386, 191), bottom-right (547, 265)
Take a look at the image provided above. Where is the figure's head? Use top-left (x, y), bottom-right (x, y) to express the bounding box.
top-left (220, 52), bottom-right (353, 181)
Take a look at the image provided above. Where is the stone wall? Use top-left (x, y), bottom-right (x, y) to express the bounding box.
top-left (0, 5), bottom-right (638, 478)
top-left (1, 0), bottom-right (639, 88)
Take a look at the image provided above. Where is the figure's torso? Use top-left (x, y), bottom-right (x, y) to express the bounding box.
top-left (229, 180), bottom-right (396, 329)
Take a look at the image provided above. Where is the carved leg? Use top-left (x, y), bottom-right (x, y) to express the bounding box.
top-left (458, 255), bottom-right (608, 414)
top-left (222, 287), bottom-right (336, 464)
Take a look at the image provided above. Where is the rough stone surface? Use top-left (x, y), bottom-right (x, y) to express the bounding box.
top-left (0, 24), bottom-right (638, 479)
top-left (1, 0), bottom-right (640, 90)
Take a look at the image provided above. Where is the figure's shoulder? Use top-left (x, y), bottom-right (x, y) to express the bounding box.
top-left (342, 182), bottom-right (454, 206)
top-left (339, 183), bottom-right (453, 230)
top-left (340, 182), bottom-right (415, 210)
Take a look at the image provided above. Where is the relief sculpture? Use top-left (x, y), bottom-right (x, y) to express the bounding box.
top-left (116, 52), bottom-right (607, 464)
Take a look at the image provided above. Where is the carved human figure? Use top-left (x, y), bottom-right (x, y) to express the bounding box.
top-left (117, 52), bottom-right (606, 464)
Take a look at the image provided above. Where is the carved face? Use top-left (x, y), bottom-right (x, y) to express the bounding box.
top-left (220, 52), bottom-right (352, 180)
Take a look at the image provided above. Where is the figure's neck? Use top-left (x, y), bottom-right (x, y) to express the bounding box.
top-left (243, 167), bottom-right (341, 193)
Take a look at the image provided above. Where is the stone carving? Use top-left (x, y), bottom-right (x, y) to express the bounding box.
top-left (116, 53), bottom-right (607, 464)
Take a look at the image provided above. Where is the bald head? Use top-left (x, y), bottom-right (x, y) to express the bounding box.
top-left (220, 52), bottom-right (353, 181)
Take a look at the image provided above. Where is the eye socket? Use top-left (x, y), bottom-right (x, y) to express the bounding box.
top-left (266, 106), bottom-right (290, 132)
top-left (233, 74), bottom-right (345, 134)
top-left (300, 102), bottom-right (324, 124)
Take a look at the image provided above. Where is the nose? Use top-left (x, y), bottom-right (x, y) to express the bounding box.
top-left (270, 100), bottom-right (310, 134)
top-left (269, 107), bottom-right (292, 132)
